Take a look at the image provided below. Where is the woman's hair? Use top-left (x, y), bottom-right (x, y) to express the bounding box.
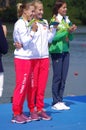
top-left (53, 0), bottom-right (66, 15)
top-left (17, 2), bottom-right (34, 18)
top-left (33, 0), bottom-right (43, 9)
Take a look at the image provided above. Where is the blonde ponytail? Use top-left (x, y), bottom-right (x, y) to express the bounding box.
top-left (16, 2), bottom-right (34, 18)
top-left (17, 3), bottom-right (23, 18)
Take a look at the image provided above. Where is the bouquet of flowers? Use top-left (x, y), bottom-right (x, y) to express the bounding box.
top-left (57, 20), bottom-right (70, 32)
top-left (49, 15), bottom-right (59, 26)
top-left (50, 15), bottom-right (72, 33)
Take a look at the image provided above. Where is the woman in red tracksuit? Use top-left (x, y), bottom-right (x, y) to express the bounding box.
top-left (12, 2), bottom-right (38, 124)
top-left (27, 0), bottom-right (56, 121)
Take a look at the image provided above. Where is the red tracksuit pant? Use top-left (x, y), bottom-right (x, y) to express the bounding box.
top-left (12, 58), bottom-right (32, 115)
top-left (27, 58), bottom-right (50, 112)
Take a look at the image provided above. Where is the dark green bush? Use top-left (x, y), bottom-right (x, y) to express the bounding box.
top-left (0, 0), bottom-right (86, 25)
top-left (0, 6), bottom-right (17, 23)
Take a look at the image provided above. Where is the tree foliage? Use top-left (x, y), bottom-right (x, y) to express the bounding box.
top-left (0, 0), bottom-right (86, 25)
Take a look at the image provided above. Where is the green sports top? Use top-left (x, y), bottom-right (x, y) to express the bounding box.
top-left (49, 15), bottom-right (74, 53)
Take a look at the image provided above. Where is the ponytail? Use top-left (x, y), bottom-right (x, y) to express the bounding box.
top-left (17, 3), bottom-right (23, 18)
top-left (16, 2), bottom-right (34, 18)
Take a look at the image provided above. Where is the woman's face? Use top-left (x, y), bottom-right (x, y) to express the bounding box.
top-left (24, 6), bottom-right (35, 21)
top-left (35, 4), bottom-right (44, 19)
top-left (58, 3), bottom-right (67, 16)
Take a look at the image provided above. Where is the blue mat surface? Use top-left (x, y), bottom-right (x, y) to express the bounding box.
top-left (0, 95), bottom-right (86, 130)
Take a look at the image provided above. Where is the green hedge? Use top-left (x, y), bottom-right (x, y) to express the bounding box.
top-left (0, 6), bottom-right (17, 23)
top-left (0, 0), bottom-right (86, 25)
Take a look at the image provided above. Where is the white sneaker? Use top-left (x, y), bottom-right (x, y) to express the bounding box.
top-left (52, 102), bottom-right (70, 110)
top-left (60, 102), bottom-right (70, 110)
top-left (52, 102), bottom-right (64, 110)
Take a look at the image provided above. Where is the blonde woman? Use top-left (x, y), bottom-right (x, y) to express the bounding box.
top-left (12, 2), bottom-right (38, 124)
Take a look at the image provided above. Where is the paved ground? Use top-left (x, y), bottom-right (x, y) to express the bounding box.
top-left (0, 48), bottom-right (86, 104)
top-left (0, 96), bottom-right (86, 130)
top-left (0, 26), bottom-right (86, 103)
